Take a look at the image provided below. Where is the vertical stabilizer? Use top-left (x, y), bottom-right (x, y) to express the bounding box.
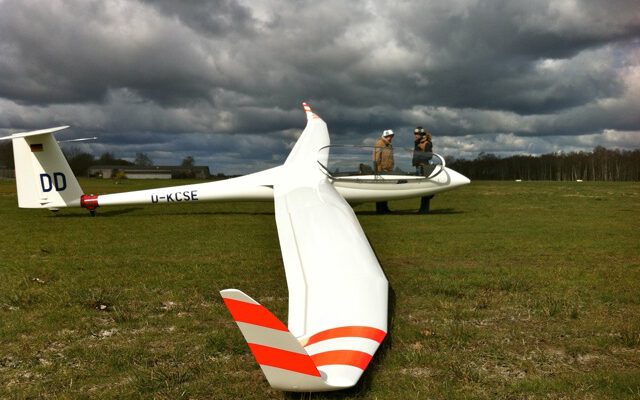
top-left (2, 126), bottom-right (83, 209)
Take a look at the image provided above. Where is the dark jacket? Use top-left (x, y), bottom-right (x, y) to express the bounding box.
top-left (412, 139), bottom-right (432, 166)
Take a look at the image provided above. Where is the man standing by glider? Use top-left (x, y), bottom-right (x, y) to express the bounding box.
top-left (412, 126), bottom-right (435, 214)
top-left (373, 129), bottom-right (395, 214)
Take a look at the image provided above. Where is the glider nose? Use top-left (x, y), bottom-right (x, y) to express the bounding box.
top-left (447, 168), bottom-right (471, 187)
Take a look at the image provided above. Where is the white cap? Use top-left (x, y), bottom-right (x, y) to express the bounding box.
top-left (382, 129), bottom-right (394, 137)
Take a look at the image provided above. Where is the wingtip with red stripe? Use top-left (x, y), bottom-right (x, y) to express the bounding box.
top-left (220, 289), bottom-right (385, 392)
top-left (302, 102), bottom-right (320, 121)
top-left (220, 289), bottom-right (333, 391)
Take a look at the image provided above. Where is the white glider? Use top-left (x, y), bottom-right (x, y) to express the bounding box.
top-left (1, 104), bottom-right (469, 391)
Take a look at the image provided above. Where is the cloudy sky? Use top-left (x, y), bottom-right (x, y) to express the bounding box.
top-left (1, 0), bottom-right (639, 173)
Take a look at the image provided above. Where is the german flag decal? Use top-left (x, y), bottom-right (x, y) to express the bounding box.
top-left (30, 144), bottom-right (44, 152)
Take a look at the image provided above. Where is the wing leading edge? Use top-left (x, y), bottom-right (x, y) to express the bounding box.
top-left (221, 103), bottom-right (388, 391)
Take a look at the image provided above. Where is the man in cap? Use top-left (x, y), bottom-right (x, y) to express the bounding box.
top-left (373, 129), bottom-right (395, 173)
top-left (372, 129), bottom-right (395, 213)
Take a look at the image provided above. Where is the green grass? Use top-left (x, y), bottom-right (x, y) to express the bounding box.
top-left (1, 179), bottom-right (639, 399)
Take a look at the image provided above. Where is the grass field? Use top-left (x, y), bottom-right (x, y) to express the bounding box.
top-left (1, 178), bottom-right (639, 399)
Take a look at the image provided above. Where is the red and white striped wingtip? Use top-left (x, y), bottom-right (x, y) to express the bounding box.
top-left (220, 289), bottom-right (330, 391)
top-left (220, 289), bottom-right (386, 391)
top-left (302, 102), bottom-right (319, 120)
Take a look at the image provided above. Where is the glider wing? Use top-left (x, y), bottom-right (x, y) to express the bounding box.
top-left (221, 104), bottom-right (388, 391)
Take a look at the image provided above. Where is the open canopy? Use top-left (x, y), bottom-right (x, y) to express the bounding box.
top-left (318, 145), bottom-right (446, 181)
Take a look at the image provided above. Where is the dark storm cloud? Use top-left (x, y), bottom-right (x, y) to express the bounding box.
top-left (0, 0), bottom-right (638, 171)
top-left (0, 0), bottom-right (247, 107)
top-left (140, 0), bottom-right (256, 37)
top-left (385, 0), bottom-right (640, 113)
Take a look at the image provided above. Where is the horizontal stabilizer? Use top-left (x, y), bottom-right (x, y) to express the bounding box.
top-left (0, 126), bottom-right (70, 140)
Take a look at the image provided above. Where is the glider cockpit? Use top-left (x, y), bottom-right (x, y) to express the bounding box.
top-left (318, 145), bottom-right (468, 203)
top-left (318, 145), bottom-right (447, 181)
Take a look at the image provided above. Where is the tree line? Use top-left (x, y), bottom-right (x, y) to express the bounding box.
top-left (447, 146), bottom-right (640, 181)
top-left (0, 142), bottom-right (198, 177)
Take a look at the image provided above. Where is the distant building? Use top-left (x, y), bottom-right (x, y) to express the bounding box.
top-left (88, 165), bottom-right (210, 179)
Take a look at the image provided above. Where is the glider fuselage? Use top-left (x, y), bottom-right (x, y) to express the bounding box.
top-left (80, 166), bottom-right (469, 210)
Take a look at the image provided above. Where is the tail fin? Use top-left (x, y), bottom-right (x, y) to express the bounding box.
top-left (220, 289), bottom-right (335, 392)
top-left (1, 126), bottom-right (83, 209)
